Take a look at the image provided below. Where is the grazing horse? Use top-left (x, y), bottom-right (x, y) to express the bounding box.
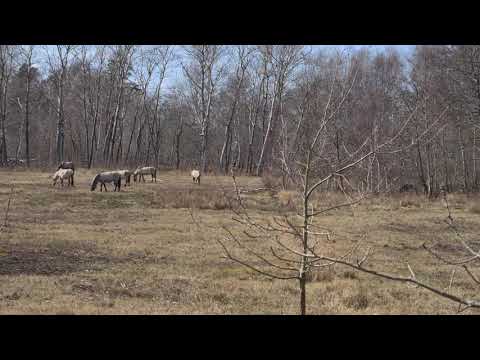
top-left (57, 161), bottom-right (75, 186)
top-left (90, 172), bottom-right (122, 192)
top-left (133, 166), bottom-right (157, 183)
top-left (191, 169), bottom-right (201, 184)
top-left (113, 170), bottom-right (132, 187)
top-left (52, 169), bottom-right (74, 187)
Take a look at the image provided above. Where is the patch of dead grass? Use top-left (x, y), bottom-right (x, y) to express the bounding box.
top-left (1, 169), bottom-right (480, 314)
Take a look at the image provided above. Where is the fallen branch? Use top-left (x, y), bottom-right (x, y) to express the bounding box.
top-left (238, 187), bottom-right (274, 194)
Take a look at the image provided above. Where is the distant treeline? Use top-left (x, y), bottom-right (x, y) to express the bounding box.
top-left (1, 45), bottom-right (479, 195)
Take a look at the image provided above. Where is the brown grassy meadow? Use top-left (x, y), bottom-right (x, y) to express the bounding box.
top-left (0, 168), bottom-right (480, 314)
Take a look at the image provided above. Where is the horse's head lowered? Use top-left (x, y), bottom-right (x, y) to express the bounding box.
top-left (91, 174), bottom-right (100, 191)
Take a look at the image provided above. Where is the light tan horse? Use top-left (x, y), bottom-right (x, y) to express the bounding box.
top-left (133, 166), bottom-right (157, 183)
top-left (113, 170), bottom-right (132, 187)
top-left (57, 161), bottom-right (75, 186)
top-left (53, 169), bottom-right (74, 187)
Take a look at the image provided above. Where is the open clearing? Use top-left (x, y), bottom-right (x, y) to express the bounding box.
top-left (1, 168), bottom-right (480, 314)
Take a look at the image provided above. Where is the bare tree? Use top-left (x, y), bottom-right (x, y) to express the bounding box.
top-left (88, 45), bottom-right (108, 168)
top-left (19, 46), bottom-right (35, 167)
top-left (182, 45), bottom-right (225, 173)
top-left (255, 45), bottom-right (304, 176)
top-left (142, 46), bottom-right (175, 168)
top-left (102, 45), bottom-right (136, 166)
top-left (218, 46), bottom-right (254, 173)
top-left (45, 45), bottom-right (76, 164)
top-left (0, 46), bottom-right (17, 166)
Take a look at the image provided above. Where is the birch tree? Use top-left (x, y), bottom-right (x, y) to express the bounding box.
top-left (45, 45), bottom-right (76, 163)
top-left (182, 45), bottom-right (225, 173)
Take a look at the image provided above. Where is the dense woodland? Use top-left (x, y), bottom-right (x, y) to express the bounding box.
top-left (1, 45), bottom-right (480, 195)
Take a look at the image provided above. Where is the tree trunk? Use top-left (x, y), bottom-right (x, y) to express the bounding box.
top-left (459, 126), bottom-right (469, 192)
top-left (174, 115), bottom-right (184, 170)
top-left (56, 72), bottom-right (65, 163)
top-left (201, 123), bottom-right (209, 173)
top-left (25, 64), bottom-right (31, 167)
top-left (256, 84), bottom-right (277, 176)
top-left (0, 78), bottom-right (8, 165)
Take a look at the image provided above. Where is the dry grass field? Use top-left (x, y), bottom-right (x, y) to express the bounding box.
top-left (1, 168), bottom-right (480, 314)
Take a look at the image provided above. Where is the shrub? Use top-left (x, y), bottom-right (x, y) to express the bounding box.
top-left (307, 269), bottom-right (335, 282)
top-left (262, 174), bottom-right (282, 190)
top-left (399, 199), bottom-right (421, 208)
top-left (277, 190), bottom-right (298, 211)
top-left (469, 203), bottom-right (480, 214)
top-left (342, 271), bottom-right (358, 280)
top-left (343, 287), bottom-right (369, 310)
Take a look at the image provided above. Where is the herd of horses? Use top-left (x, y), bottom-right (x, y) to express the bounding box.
top-left (52, 161), bottom-right (201, 192)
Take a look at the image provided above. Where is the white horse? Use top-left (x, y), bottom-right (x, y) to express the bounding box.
top-left (53, 169), bottom-right (74, 187)
top-left (91, 172), bottom-right (122, 192)
top-left (191, 169), bottom-right (201, 184)
top-left (133, 166), bottom-right (157, 183)
top-left (113, 170), bottom-right (132, 187)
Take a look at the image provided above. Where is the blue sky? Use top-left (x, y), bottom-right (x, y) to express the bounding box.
top-left (163, 45), bottom-right (416, 91)
top-left (33, 45), bottom-right (417, 93)
top-left (315, 45), bottom-right (414, 54)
